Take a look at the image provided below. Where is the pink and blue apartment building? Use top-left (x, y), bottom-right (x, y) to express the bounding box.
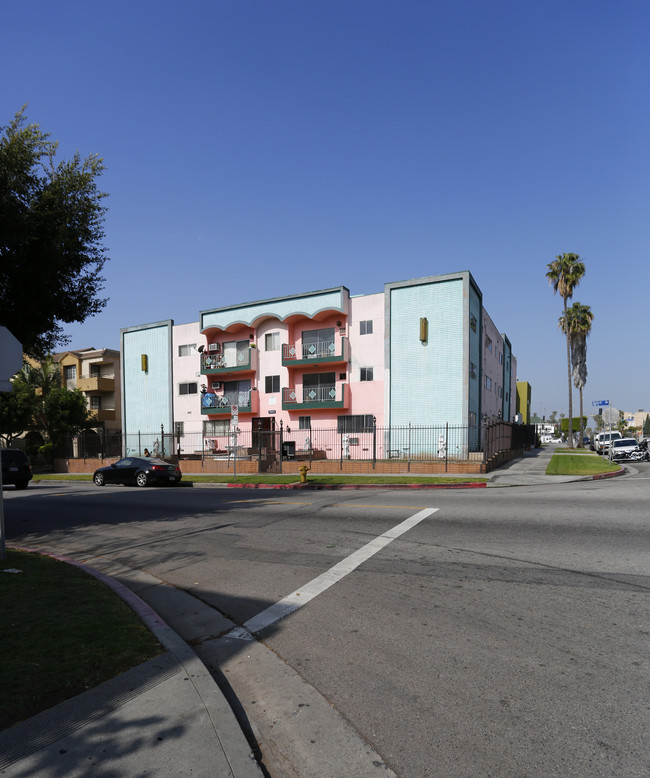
top-left (120, 272), bottom-right (516, 460)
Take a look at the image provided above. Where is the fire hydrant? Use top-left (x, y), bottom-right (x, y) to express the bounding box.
top-left (299, 464), bottom-right (310, 484)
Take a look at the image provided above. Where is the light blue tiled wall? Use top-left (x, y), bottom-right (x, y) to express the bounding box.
top-left (122, 323), bottom-right (173, 445)
top-left (502, 337), bottom-right (512, 421)
top-left (389, 279), bottom-right (465, 427)
top-left (469, 284), bottom-right (481, 424)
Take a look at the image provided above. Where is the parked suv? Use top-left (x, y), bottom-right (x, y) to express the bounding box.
top-left (593, 431), bottom-right (623, 453)
top-left (1, 448), bottom-right (33, 490)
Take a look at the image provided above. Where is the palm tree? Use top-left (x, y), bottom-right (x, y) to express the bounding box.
top-left (546, 253), bottom-right (586, 448)
top-left (559, 302), bottom-right (594, 447)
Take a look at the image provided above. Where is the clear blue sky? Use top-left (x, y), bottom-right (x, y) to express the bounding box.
top-left (3, 0), bottom-right (648, 418)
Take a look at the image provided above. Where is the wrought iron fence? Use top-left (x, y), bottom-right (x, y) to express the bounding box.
top-left (54, 420), bottom-right (535, 469)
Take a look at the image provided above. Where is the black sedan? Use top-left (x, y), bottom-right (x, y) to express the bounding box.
top-left (93, 457), bottom-right (182, 487)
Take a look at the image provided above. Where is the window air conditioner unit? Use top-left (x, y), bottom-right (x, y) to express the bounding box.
top-left (208, 343), bottom-right (219, 352)
top-left (211, 382), bottom-right (221, 390)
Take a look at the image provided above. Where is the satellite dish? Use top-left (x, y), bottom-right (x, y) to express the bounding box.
top-left (197, 345), bottom-right (204, 353)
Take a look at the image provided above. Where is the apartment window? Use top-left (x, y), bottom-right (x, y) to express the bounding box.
top-left (485, 376), bottom-right (492, 391)
top-left (178, 344), bottom-right (196, 357)
top-left (265, 332), bottom-right (281, 351)
top-left (265, 375), bottom-right (280, 393)
top-left (360, 367), bottom-right (374, 382)
top-left (499, 352), bottom-right (503, 364)
top-left (360, 320), bottom-right (373, 335)
top-left (64, 366), bottom-right (76, 380)
top-left (303, 372), bottom-right (335, 402)
top-left (204, 419), bottom-right (229, 435)
top-left (90, 364), bottom-right (101, 378)
top-left (337, 415), bottom-right (374, 433)
top-left (298, 416), bottom-right (311, 430)
top-left (179, 382), bottom-right (198, 395)
top-left (486, 336), bottom-right (492, 353)
top-left (90, 396), bottom-right (101, 410)
top-left (302, 328), bottom-right (335, 358)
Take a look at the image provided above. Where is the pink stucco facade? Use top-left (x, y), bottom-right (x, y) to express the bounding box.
top-left (197, 287), bottom-right (385, 432)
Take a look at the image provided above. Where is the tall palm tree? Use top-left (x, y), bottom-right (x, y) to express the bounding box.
top-left (546, 253), bottom-right (586, 448)
top-left (559, 302), bottom-right (594, 447)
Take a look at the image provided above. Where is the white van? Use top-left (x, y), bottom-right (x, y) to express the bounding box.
top-left (593, 431), bottom-right (622, 453)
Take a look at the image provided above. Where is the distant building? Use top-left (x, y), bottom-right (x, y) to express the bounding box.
top-left (516, 381), bottom-right (531, 424)
top-left (54, 348), bottom-right (121, 435)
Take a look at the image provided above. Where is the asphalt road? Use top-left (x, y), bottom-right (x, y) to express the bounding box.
top-left (4, 469), bottom-right (649, 777)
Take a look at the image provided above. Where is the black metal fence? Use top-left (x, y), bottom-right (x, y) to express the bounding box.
top-left (54, 420), bottom-right (536, 468)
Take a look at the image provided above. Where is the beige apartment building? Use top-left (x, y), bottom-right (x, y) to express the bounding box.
top-left (55, 348), bottom-right (122, 434)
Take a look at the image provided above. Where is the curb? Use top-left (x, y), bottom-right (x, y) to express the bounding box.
top-left (225, 481), bottom-right (487, 490)
top-left (8, 546), bottom-right (263, 778)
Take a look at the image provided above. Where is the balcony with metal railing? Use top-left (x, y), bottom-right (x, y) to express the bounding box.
top-left (200, 389), bottom-right (259, 415)
top-left (282, 383), bottom-right (348, 410)
top-left (282, 337), bottom-right (349, 368)
top-left (201, 347), bottom-right (258, 376)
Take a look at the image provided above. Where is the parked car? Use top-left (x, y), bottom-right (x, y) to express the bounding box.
top-left (593, 431), bottom-right (623, 453)
top-left (93, 457), bottom-right (182, 487)
top-left (1, 448), bottom-right (33, 490)
top-left (609, 438), bottom-right (640, 459)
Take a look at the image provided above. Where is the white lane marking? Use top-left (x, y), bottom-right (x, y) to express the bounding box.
top-left (228, 507), bottom-right (438, 641)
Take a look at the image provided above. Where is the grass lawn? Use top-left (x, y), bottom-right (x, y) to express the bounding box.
top-left (546, 453), bottom-right (621, 476)
top-left (34, 472), bottom-right (487, 485)
top-left (0, 550), bottom-right (163, 730)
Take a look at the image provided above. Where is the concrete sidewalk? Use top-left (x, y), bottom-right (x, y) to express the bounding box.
top-left (0, 557), bottom-right (263, 778)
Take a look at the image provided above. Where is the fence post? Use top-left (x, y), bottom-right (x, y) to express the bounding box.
top-left (161, 424), bottom-right (165, 459)
top-left (408, 423), bottom-right (411, 473)
top-left (445, 422), bottom-right (449, 473)
top-left (340, 430), bottom-right (343, 471)
top-left (372, 416), bottom-right (377, 470)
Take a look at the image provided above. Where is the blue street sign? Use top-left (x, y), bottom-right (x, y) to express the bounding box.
top-left (592, 400), bottom-right (610, 407)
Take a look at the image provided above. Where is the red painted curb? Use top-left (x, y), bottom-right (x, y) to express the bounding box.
top-left (224, 481), bottom-right (487, 490)
top-left (592, 467), bottom-right (625, 480)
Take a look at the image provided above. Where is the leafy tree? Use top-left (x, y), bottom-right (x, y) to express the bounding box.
top-left (560, 416), bottom-right (587, 435)
top-left (644, 414), bottom-right (650, 435)
top-left (549, 410), bottom-right (558, 423)
top-left (559, 302), bottom-right (594, 447)
top-left (42, 387), bottom-right (90, 448)
top-left (0, 381), bottom-right (39, 445)
top-left (546, 253), bottom-right (586, 448)
top-left (0, 107), bottom-right (108, 357)
top-left (17, 357), bottom-right (61, 397)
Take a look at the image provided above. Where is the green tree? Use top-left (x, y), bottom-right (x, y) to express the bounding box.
top-left (17, 357), bottom-right (61, 397)
top-left (41, 387), bottom-right (90, 448)
top-left (644, 414), bottom-right (650, 435)
top-left (0, 108), bottom-right (108, 357)
top-left (559, 302), bottom-right (594, 447)
top-left (549, 410), bottom-right (558, 423)
top-left (0, 381), bottom-right (39, 445)
top-left (546, 253), bottom-right (586, 448)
